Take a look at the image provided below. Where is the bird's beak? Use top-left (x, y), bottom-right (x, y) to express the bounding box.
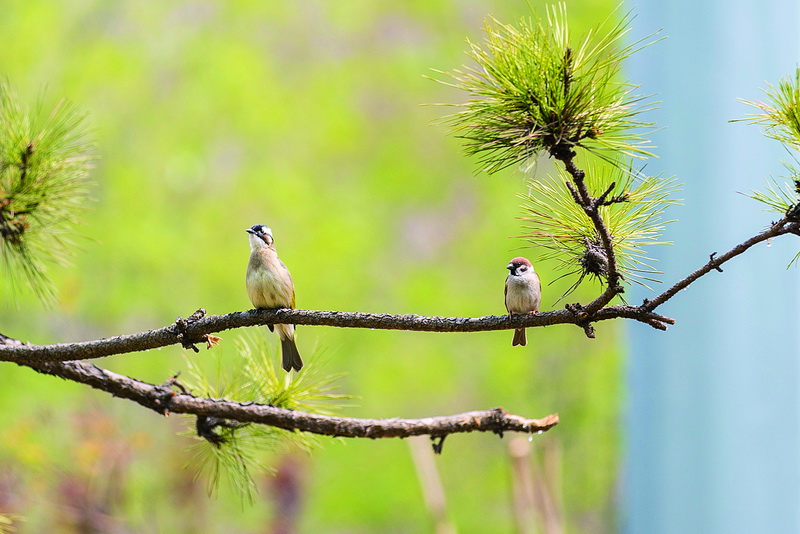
top-left (506, 263), bottom-right (514, 271)
top-left (246, 228), bottom-right (256, 235)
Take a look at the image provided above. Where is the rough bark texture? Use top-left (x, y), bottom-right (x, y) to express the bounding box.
top-left (22, 359), bottom-right (559, 439)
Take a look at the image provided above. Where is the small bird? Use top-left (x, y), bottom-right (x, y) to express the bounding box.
top-left (245, 224), bottom-right (303, 372)
top-left (504, 256), bottom-right (541, 347)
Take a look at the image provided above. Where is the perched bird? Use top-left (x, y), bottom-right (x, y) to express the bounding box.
top-left (245, 224), bottom-right (303, 372)
top-left (504, 256), bottom-right (541, 347)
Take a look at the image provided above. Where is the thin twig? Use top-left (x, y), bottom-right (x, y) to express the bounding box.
top-left (643, 218), bottom-right (799, 311)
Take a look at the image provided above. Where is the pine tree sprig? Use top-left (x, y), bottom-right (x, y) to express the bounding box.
top-left (737, 71), bottom-right (800, 266)
top-left (181, 332), bottom-right (350, 502)
top-left (737, 68), bottom-right (800, 150)
top-left (518, 161), bottom-right (678, 301)
top-left (433, 3), bottom-right (658, 174)
top-left (0, 81), bottom-right (94, 304)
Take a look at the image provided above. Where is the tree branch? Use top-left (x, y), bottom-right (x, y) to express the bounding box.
top-left (0, 219), bottom-right (794, 363)
top-left (0, 304), bottom-right (675, 363)
top-left (552, 148), bottom-right (624, 313)
top-left (18, 358), bottom-right (559, 439)
top-left (643, 217), bottom-right (800, 311)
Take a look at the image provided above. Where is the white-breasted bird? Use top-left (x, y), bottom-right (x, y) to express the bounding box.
top-left (245, 224), bottom-right (303, 372)
top-left (504, 256), bottom-right (541, 347)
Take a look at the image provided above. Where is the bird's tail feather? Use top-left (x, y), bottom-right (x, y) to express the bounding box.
top-left (280, 337), bottom-right (303, 372)
top-left (512, 328), bottom-right (527, 347)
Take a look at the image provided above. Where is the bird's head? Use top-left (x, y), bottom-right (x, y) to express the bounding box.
top-left (507, 256), bottom-right (534, 277)
top-left (246, 224), bottom-right (274, 249)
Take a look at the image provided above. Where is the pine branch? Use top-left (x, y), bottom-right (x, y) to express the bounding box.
top-left (0, 220), bottom-right (795, 363)
top-left (552, 147), bottom-right (624, 312)
top-left (0, 304), bottom-right (675, 363)
top-left (642, 216), bottom-right (799, 311)
top-left (18, 358), bottom-right (559, 439)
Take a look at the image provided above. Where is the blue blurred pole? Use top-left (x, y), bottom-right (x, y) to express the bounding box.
top-left (624, 2), bottom-right (800, 533)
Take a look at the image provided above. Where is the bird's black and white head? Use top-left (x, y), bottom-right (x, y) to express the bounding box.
top-left (246, 224), bottom-right (274, 250)
top-left (507, 256), bottom-right (534, 277)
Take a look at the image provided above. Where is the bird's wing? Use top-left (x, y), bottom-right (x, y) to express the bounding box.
top-left (503, 276), bottom-right (509, 313)
top-left (278, 259), bottom-right (296, 309)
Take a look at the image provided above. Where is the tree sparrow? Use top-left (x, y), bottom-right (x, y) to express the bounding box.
top-left (504, 256), bottom-right (541, 346)
top-left (245, 224), bottom-right (303, 372)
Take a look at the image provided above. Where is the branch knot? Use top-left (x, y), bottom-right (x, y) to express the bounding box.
top-left (173, 308), bottom-right (209, 352)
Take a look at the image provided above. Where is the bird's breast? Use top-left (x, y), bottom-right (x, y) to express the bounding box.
top-left (246, 251), bottom-right (294, 308)
top-left (505, 275), bottom-right (541, 313)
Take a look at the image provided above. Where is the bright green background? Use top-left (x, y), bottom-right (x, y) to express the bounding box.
top-left (0, 1), bottom-right (620, 532)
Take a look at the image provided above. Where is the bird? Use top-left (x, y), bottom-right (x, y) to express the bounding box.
top-left (504, 256), bottom-right (541, 347)
top-left (245, 224), bottom-right (303, 372)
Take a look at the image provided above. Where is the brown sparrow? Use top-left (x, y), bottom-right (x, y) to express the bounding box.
top-left (504, 256), bottom-right (541, 346)
top-left (245, 224), bottom-right (303, 372)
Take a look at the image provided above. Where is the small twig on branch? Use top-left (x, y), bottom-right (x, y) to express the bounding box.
top-left (709, 252), bottom-right (723, 272)
top-left (17, 359), bottom-right (559, 439)
top-left (594, 181), bottom-right (621, 207)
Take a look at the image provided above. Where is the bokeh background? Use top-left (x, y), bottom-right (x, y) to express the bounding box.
top-left (0, 2), bottom-right (620, 532)
top-left (625, 1), bottom-right (800, 532)
top-left (1, 1), bottom-right (797, 533)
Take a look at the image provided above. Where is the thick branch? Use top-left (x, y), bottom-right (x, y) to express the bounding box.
top-left (20, 359), bottom-right (558, 439)
top-left (0, 305), bottom-right (675, 363)
top-left (1, 219), bottom-right (793, 363)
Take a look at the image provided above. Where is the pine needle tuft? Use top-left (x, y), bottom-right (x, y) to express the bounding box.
top-left (181, 332), bottom-right (350, 503)
top-left (518, 161), bottom-right (678, 300)
top-left (0, 81), bottom-right (94, 304)
top-left (433, 3), bottom-right (657, 174)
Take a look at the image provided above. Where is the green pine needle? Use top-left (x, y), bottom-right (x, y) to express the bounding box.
top-left (0, 512), bottom-right (22, 534)
top-left (744, 164), bottom-right (800, 267)
top-left (738, 68), bottom-right (800, 149)
top-left (0, 81), bottom-right (94, 304)
top-left (434, 3), bottom-right (658, 174)
top-left (745, 174), bottom-right (799, 214)
top-left (518, 161), bottom-right (678, 300)
top-left (737, 72), bottom-right (800, 267)
top-left (189, 422), bottom-right (272, 504)
top-left (181, 332), bottom-right (351, 503)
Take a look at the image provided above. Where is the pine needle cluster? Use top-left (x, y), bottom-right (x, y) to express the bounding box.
top-left (739, 69), bottom-right (800, 150)
top-left (181, 333), bottom-right (349, 502)
top-left (739, 70), bottom-right (800, 214)
top-left (738, 68), bottom-right (800, 264)
top-left (436, 3), bottom-right (655, 174)
top-left (0, 81), bottom-right (94, 303)
top-left (519, 164), bottom-right (677, 300)
top-left (435, 3), bottom-right (673, 298)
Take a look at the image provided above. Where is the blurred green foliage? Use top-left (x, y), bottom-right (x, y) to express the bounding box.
top-left (0, 1), bottom-right (622, 532)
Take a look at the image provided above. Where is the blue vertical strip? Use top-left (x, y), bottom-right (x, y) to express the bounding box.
top-left (624, 2), bottom-right (800, 533)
